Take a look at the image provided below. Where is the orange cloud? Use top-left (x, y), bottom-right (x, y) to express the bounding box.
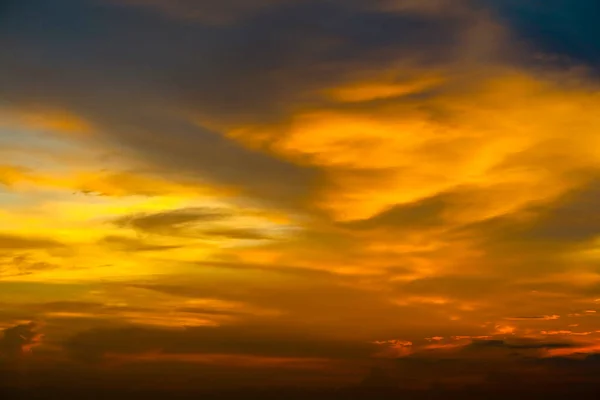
top-left (372, 339), bottom-right (413, 358)
top-left (226, 70), bottom-right (600, 223)
top-left (9, 108), bottom-right (92, 136)
top-left (0, 165), bottom-right (34, 187)
top-left (506, 315), bottom-right (561, 321)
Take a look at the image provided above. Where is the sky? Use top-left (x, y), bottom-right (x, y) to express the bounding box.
top-left (2, 0), bottom-right (600, 393)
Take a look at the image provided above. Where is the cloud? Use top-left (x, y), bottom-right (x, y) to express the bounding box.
top-left (374, 335), bottom-right (600, 388)
top-left (439, 180), bottom-right (600, 283)
top-left (64, 324), bottom-right (377, 364)
top-left (125, 273), bottom-right (383, 318)
top-left (113, 207), bottom-right (277, 243)
top-left (0, 321), bottom-right (42, 360)
top-left (0, 296), bottom-right (267, 334)
top-left (1, 0), bottom-right (597, 219)
top-left (394, 275), bottom-right (506, 303)
top-left (71, 171), bottom-right (218, 198)
top-left (114, 208), bottom-right (229, 236)
top-left (99, 235), bottom-right (183, 252)
top-left (372, 339), bottom-right (413, 358)
top-left (0, 0), bottom-right (487, 213)
top-left (0, 164), bottom-right (33, 187)
top-left (28, 301), bottom-right (115, 313)
top-left (4, 107), bottom-right (92, 136)
top-left (0, 254), bottom-right (57, 278)
top-left (196, 227), bottom-right (271, 240)
top-left (0, 233), bottom-right (63, 250)
top-left (462, 338), bottom-right (577, 351)
top-left (506, 315), bottom-right (561, 321)
top-left (0, 0), bottom-right (325, 210)
top-left (120, 272), bottom-right (447, 342)
top-left (2, 0), bottom-right (600, 392)
top-left (515, 180), bottom-right (600, 243)
top-left (194, 260), bottom-right (338, 278)
top-left (342, 193), bottom-right (448, 231)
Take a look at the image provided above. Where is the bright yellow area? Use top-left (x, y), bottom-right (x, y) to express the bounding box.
top-left (0, 119), bottom-right (296, 288)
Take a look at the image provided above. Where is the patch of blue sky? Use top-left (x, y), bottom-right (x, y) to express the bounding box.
top-left (0, 125), bottom-right (92, 171)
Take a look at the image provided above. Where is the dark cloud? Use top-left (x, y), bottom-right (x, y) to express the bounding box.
top-left (113, 208), bottom-right (233, 239)
top-left (449, 178), bottom-right (600, 246)
top-left (396, 275), bottom-right (506, 301)
top-left (113, 208), bottom-right (272, 240)
top-left (174, 307), bottom-right (244, 316)
top-left (126, 273), bottom-right (380, 316)
top-left (64, 324), bottom-right (377, 364)
top-left (381, 336), bottom-right (600, 390)
top-left (342, 193), bottom-right (447, 230)
top-left (518, 180), bottom-right (600, 243)
top-left (0, 255), bottom-right (57, 278)
top-left (0, 0), bottom-right (320, 209)
top-left (0, 322), bottom-right (41, 360)
top-left (0, 0), bottom-right (481, 210)
top-left (114, 208), bottom-right (229, 232)
top-left (195, 260), bottom-right (337, 278)
top-left (463, 338), bottom-right (577, 351)
top-left (99, 235), bottom-right (183, 252)
top-left (197, 228), bottom-right (271, 240)
top-left (533, 353), bottom-right (600, 368)
top-left (343, 178), bottom-right (600, 297)
top-left (0, 233), bottom-right (63, 250)
top-left (162, 0), bottom-right (471, 122)
top-left (445, 184), bottom-right (600, 278)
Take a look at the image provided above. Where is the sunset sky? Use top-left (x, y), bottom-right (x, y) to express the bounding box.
top-left (2, 0), bottom-right (600, 391)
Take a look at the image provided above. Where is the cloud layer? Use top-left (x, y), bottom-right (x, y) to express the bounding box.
top-left (1, 0), bottom-right (600, 391)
